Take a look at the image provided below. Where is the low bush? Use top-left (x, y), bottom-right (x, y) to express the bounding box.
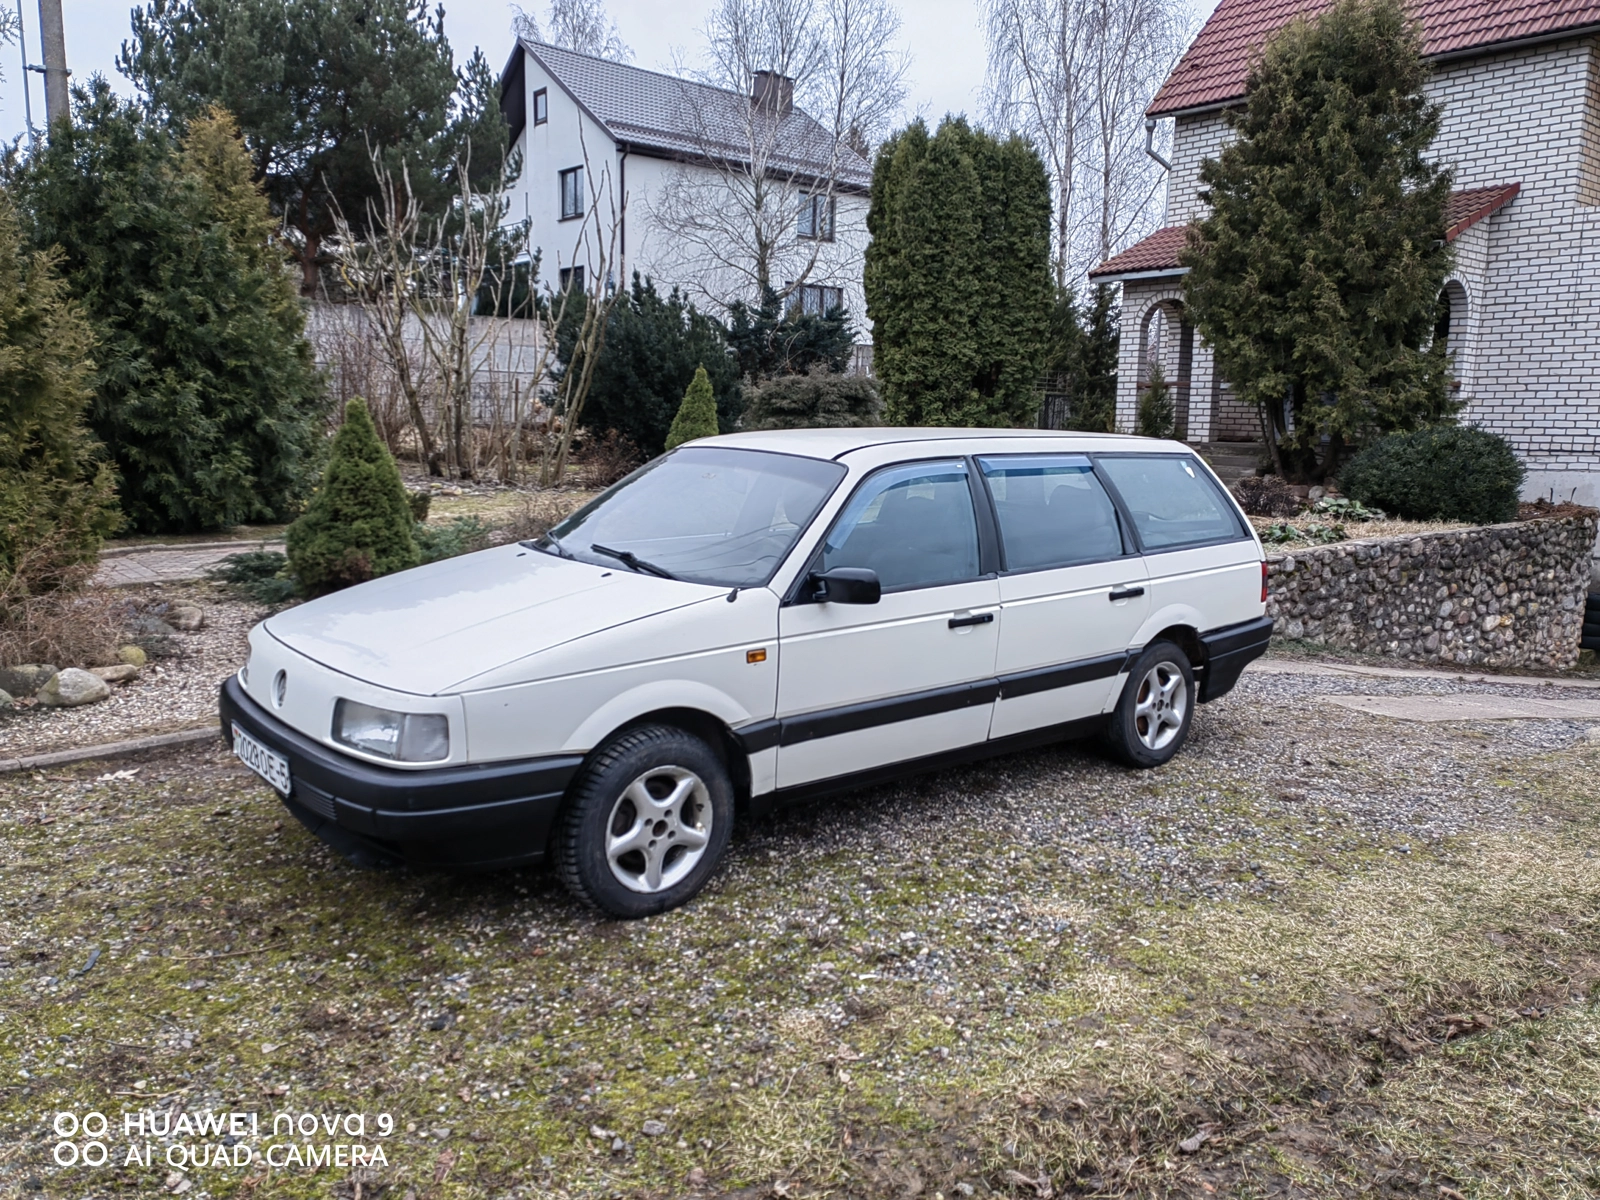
top-left (0, 561), bottom-right (124, 669)
top-left (499, 493), bottom-right (589, 544)
top-left (414, 516), bottom-right (495, 564)
top-left (1340, 424), bottom-right (1524, 524)
top-left (742, 369), bottom-right (883, 431)
top-left (206, 549), bottom-right (297, 605)
top-left (285, 398), bottom-right (419, 596)
top-left (1231, 475), bottom-right (1301, 517)
top-left (572, 429), bottom-right (643, 488)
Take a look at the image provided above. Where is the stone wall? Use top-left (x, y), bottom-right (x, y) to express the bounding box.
top-left (1265, 514), bottom-right (1598, 668)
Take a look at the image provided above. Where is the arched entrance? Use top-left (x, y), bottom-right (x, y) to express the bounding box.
top-left (1137, 299), bottom-right (1195, 438)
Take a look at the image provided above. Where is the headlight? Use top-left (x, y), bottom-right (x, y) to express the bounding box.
top-left (332, 699), bottom-right (450, 763)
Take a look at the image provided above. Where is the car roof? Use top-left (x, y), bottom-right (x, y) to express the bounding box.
top-left (698, 427), bottom-right (1172, 461)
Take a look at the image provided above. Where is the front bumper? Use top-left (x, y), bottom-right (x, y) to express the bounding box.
top-left (1198, 616), bottom-right (1274, 702)
top-left (219, 677), bottom-right (584, 870)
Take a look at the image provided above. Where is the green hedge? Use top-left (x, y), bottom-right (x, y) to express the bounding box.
top-left (1339, 424), bottom-right (1524, 524)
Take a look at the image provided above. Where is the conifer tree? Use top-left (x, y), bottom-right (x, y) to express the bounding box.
top-left (1181, 0), bottom-right (1455, 480)
top-left (865, 117), bottom-right (1052, 427)
top-left (665, 367), bottom-right (722, 450)
top-left (0, 194), bottom-right (120, 592)
top-left (1137, 362), bottom-right (1176, 439)
top-left (286, 398), bottom-right (419, 596)
top-left (13, 84), bottom-right (327, 533)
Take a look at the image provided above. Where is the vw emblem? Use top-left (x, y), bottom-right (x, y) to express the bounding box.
top-left (272, 669), bottom-right (287, 708)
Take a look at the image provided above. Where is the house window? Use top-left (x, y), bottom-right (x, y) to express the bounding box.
top-left (559, 266), bottom-right (585, 293)
top-left (788, 284), bottom-right (844, 316)
top-left (559, 166), bottom-right (584, 220)
top-left (797, 193), bottom-right (835, 241)
top-left (533, 88), bottom-right (548, 126)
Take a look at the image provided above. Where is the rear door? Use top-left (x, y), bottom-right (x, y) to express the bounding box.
top-left (1093, 452), bottom-right (1261, 640)
top-left (775, 459), bottom-right (1000, 789)
top-left (978, 454), bottom-right (1150, 739)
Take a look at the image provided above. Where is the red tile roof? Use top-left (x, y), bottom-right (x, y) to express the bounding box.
top-left (1088, 184), bottom-right (1520, 279)
top-left (1445, 182), bottom-right (1521, 238)
top-left (1086, 225), bottom-right (1192, 279)
top-left (1149, 0), bottom-right (1600, 116)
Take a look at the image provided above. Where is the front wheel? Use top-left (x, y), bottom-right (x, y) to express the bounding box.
top-left (554, 724), bottom-right (734, 918)
top-left (1104, 641), bottom-right (1195, 768)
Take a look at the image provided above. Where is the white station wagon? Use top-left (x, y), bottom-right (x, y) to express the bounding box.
top-left (221, 429), bottom-right (1271, 916)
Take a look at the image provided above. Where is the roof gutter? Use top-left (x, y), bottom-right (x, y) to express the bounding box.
top-left (1144, 118), bottom-right (1171, 171)
top-left (1087, 266), bottom-right (1189, 286)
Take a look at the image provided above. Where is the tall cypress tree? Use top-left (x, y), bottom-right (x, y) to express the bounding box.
top-left (866, 117), bottom-right (1053, 427)
top-left (13, 84), bottom-right (327, 533)
top-left (1181, 0), bottom-right (1455, 480)
top-left (0, 194), bottom-right (121, 592)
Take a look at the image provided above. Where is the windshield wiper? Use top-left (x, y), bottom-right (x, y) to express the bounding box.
top-left (588, 542), bottom-right (678, 580)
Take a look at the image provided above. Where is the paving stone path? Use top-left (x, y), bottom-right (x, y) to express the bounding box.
top-left (95, 541), bottom-right (283, 588)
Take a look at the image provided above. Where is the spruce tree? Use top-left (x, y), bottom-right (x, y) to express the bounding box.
top-left (1137, 362), bottom-right (1177, 439)
top-left (0, 194), bottom-right (120, 593)
top-left (13, 84), bottom-right (327, 533)
top-left (865, 117), bottom-right (1052, 427)
top-left (563, 275), bottom-right (741, 457)
top-left (1181, 0), bottom-right (1455, 480)
top-left (725, 286), bottom-right (853, 381)
top-left (286, 398), bottom-right (419, 596)
top-left (665, 367), bottom-right (722, 450)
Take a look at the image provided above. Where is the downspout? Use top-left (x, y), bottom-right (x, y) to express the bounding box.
top-left (618, 146), bottom-right (628, 284)
top-left (1144, 118), bottom-right (1171, 171)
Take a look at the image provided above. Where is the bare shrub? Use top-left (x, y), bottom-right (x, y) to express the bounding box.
top-left (500, 493), bottom-right (590, 544)
top-left (570, 429), bottom-right (643, 489)
top-left (0, 563), bottom-right (125, 669)
top-left (1232, 475), bottom-right (1302, 517)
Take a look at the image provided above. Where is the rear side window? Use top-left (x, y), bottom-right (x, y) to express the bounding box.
top-left (820, 460), bottom-right (980, 592)
top-left (1094, 454), bottom-right (1245, 551)
top-left (978, 455), bottom-right (1125, 571)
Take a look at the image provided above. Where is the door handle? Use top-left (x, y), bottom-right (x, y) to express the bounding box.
top-left (948, 612), bottom-right (995, 629)
top-left (1108, 586), bottom-right (1145, 601)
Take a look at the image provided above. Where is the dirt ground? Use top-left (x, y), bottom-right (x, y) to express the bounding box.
top-left (2, 665), bottom-right (1598, 1199)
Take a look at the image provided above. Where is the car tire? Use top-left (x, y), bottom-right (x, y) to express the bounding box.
top-left (554, 724), bottom-right (734, 918)
top-left (1104, 641), bottom-right (1195, 769)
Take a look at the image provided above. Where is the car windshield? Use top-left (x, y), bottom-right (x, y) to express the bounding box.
top-left (539, 447), bottom-right (847, 587)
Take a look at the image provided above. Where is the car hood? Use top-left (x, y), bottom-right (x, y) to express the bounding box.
top-left (263, 544), bottom-right (725, 695)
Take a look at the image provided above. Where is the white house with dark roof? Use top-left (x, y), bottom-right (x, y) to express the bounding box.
top-left (498, 39), bottom-right (873, 344)
top-left (1091, 0), bottom-right (1600, 522)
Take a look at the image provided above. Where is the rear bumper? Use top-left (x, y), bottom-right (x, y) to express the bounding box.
top-left (1199, 616), bottom-right (1274, 702)
top-left (218, 677), bottom-right (583, 869)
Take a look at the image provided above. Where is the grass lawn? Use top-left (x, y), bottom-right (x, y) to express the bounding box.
top-left (1, 671), bottom-right (1597, 1199)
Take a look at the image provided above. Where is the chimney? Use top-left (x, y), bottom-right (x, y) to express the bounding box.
top-left (751, 70), bottom-right (794, 116)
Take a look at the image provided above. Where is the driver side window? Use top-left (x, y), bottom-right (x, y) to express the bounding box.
top-left (819, 461), bottom-right (980, 592)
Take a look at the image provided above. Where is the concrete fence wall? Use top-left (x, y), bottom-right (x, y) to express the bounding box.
top-left (1265, 513), bottom-right (1598, 669)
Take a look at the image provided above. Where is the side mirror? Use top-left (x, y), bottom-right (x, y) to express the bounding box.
top-left (809, 567), bottom-right (880, 605)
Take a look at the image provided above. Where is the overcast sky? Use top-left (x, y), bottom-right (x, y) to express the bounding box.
top-left (1, 0), bottom-right (1220, 149)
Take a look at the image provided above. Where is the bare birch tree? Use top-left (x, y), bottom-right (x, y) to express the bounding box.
top-left (984, 0), bottom-right (1189, 286)
top-left (646, 0), bottom-right (907, 314)
top-left (512, 0), bottom-right (633, 61)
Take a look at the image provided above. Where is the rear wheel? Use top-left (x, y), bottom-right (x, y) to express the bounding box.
top-left (1104, 641), bottom-right (1195, 768)
top-left (555, 724), bottom-right (733, 918)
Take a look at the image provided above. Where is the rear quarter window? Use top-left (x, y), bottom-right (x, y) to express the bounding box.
top-left (1095, 454), bottom-right (1246, 551)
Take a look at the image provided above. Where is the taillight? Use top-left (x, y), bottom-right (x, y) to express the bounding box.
top-left (1261, 560), bottom-right (1269, 603)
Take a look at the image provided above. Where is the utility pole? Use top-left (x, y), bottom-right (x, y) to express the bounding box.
top-left (35, 0), bottom-right (66, 131)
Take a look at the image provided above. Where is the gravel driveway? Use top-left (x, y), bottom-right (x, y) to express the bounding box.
top-left (2, 667), bottom-right (1597, 1199)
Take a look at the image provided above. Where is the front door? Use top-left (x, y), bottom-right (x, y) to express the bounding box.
top-left (977, 454), bottom-right (1151, 739)
top-left (775, 459), bottom-right (1000, 789)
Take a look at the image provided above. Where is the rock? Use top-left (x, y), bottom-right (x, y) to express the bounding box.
top-left (1307, 485), bottom-right (1326, 502)
top-left (89, 664), bottom-right (141, 685)
top-left (641, 1119), bottom-right (667, 1137)
top-left (129, 615), bottom-right (177, 636)
top-left (168, 604), bottom-right (205, 632)
top-left (688, 1167), bottom-right (707, 1187)
top-left (0, 688), bottom-right (13, 710)
top-left (0, 663), bottom-right (57, 696)
top-left (117, 645), bottom-right (148, 668)
top-left (37, 668), bottom-right (112, 708)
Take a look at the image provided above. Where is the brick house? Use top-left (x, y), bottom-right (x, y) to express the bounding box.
top-left (1090, 0), bottom-right (1600, 519)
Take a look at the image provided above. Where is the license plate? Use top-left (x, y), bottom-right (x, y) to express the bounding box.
top-left (232, 723), bottom-right (292, 795)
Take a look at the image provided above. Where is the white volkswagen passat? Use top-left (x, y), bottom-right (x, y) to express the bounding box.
top-left (221, 429), bottom-right (1271, 916)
